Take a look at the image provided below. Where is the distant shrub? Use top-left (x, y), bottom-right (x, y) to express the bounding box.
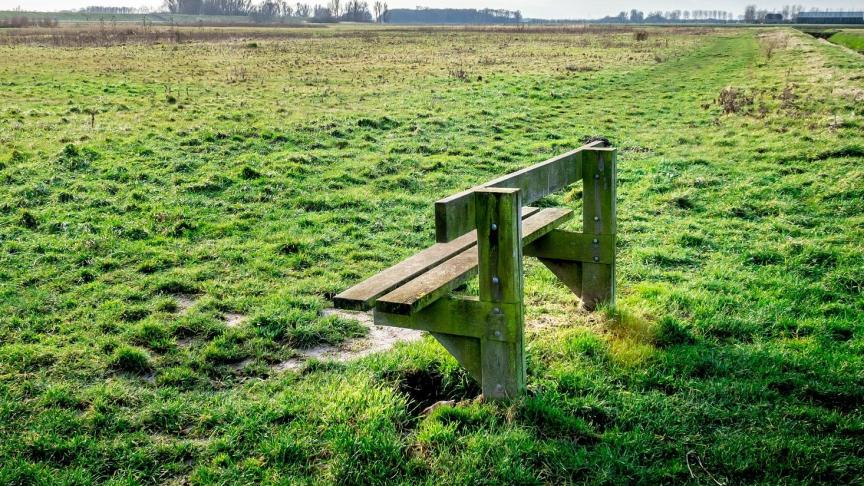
top-left (634, 31), bottom-right (649, 41)
top-left (448, 67), bottom-right (470, 82)
top-left (0, 16), bottom-right (56, 28)
top-left (110, 346), bottom-right (152, 374)
top-left (716, 87), bottom-right (753, 114)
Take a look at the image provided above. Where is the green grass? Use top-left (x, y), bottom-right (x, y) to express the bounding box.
top-left (829, 30), bottom-right (864, 52)
top-left (1, 26), bottom-right (863, 484)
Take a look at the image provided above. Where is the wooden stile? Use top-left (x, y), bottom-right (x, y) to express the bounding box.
top-left (336, 145), bottom-right (617, 401)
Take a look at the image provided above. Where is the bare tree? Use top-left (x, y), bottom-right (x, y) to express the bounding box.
top-left (329, 0), bottom-right (341, 18)
top-left (744, 5), bottom-right (756, 23)
top-left (373, 0), bottom-right (383, 22)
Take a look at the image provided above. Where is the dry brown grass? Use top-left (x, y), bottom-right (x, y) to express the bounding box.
top-left (0, 23), bottom-right (324, 47)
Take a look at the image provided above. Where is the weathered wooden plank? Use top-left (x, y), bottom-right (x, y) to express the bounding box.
top-left (475, 188), bottom-right (525, 400)
top-left (334, 207), bottom-right (541, 311)
top-left (582, 147), bottom-right (616, 235)
top-left (581, 147), bottom-right (617, 310)
top-left (524, 230), bottom-right (615, 264)
top-left (375, 207), bottom-right (573, 315)
top-left (434, 140), bottom-right (606, 243)
top-left (374, 297), bottom-right (519, 338)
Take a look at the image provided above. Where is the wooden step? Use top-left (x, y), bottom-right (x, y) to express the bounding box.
top-left (333, 207), bottom-right (541, 311)
top-left (375, 207), bottom-right (573, 316)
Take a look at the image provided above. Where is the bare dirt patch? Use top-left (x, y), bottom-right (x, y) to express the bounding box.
top-left (174, 294), bottom-right (199, 313)
top-left (273, 309), bottom-right (423, 372)
top-left (224, 313), bottom-right (246, 328)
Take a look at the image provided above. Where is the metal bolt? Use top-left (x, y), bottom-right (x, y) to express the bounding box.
top-left (495, 384), bottom-right (504, 393)
top-left (491, 223), bottom-right (497, 231)
top-left (492, 276), bottom-right (500, 285)
top-left (592, 238), bottom-right (599, 244)
top-left (593, 256), bottom-right (600, 262)
top-left (493, 307), bottom-right (501, 314)
top-left (594, 173), bottom-right (601, 180)
top-left (594, 216), bottom-right (600, 222)
top-left (495, 330), bottom-right (502, 338)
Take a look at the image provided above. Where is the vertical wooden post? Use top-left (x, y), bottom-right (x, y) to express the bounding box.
top-left (475, 188), bottom-right (525, 400)
top-left (581, 147), bottom-right (617, 310)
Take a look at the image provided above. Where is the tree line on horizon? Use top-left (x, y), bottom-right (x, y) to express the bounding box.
top-left (47, 2), bottom-right (838, 25)
top-left (596, 5), bottom-right (811, 23)
top-left (160, 0), bottom-right (387, 22)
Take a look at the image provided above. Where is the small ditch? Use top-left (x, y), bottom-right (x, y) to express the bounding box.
top-left (393, 367), bottom-right (480, 417)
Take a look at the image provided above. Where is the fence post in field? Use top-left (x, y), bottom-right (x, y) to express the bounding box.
top-left (580, 147), bottom-right (616, 310)
top-left (475, 188), bottom-right (525, 400)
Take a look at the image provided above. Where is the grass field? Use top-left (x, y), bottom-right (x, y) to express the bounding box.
top-left (829, 30), bottom-right (864, 53)
top-left (1, 25), bottom-right (863, 484)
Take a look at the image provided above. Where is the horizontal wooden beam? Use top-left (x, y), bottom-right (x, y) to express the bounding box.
top-left (523, 230), bottom-right (615, 264)
top-left (374, 297), bottom-right (520, 339)
top-left (375, 207), bottom-right (573, 316)
top-left (434, 140), bottom-right (606, 243)
top-left (333, 207), bottom-right (541, 311)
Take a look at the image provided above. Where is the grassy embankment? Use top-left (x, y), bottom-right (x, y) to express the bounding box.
top-left (0, 26), bottom-right (862, 484)
top-left (829, 30), bottom-right (864, 53)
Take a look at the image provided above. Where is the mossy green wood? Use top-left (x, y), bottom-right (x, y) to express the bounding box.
top-left (373, 297), bottom-right (518, 339)
top-left (334, 207), bottom-right (543, 311)
top-left (434, 141), bottom-right (605, 243)
top-left (475, 188), bottom-right (525, 400)
top-left (524, 230), bottom-right (614, 264)
top-left (533, 147), bottom-right (616, 310)
top-left (580, 147), bottom-right (617, 310)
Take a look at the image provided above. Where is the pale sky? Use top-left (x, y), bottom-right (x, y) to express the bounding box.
top-left (1, 0), bottom-right (862, 19)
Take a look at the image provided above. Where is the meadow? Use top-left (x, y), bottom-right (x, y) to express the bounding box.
top-left (828, 30), bottom-right (864, 53)
top-left (0, 24), bottom-right (862, 484)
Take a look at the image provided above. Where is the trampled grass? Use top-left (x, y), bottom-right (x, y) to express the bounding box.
top-left (0, 25), bottom-right (862, 484)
